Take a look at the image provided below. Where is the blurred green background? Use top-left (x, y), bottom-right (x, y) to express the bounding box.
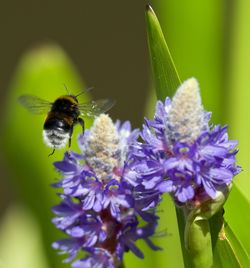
top-left (0, 1), bottom-right (249, 268)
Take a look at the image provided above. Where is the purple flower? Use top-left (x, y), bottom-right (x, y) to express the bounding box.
top-left (72, 248), bottom-right (115, 268)
top-left (103, 180), bottom-right (133, 220)
top-left (52, 114), bottom-right (161, 267)
top-left (135, 78), bottom-right (240, 204)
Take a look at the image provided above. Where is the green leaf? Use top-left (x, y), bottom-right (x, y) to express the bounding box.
top-left (208, 186), bottom-right (250, 268)
top-left (224, 186), bottom-right (250, 257)
top-left (0, 44), bottom-right (87, 268)
top-left (225, 0), bottom-right (250, 261)
top-left (154, 0), bottom-right (225, 124)
top-left (212, 222), bottom-right (250, 268)
top-left (145, 4), bottom-right (181, 100)
top-left (0, 206), bottom-right (49, 268)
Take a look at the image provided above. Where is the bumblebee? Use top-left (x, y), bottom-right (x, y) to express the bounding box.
top-left (19, 93), bottom-right (115, 155)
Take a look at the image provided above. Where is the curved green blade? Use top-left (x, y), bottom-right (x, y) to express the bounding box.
top-left (0, 44), bottom-right (87, 268)
top-left (212, 221), bottom-right (250, 268)
top-left (145, 4), bottom-right (181, 100)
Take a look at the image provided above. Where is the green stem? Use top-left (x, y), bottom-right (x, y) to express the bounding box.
top-left (175, 208), bottom-right (193, 267)
top-left (182, 186), bottom-right (231, 267)
top-left (185, 216), bottom-right (213, 268)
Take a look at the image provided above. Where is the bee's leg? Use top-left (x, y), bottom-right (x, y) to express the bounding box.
top-left (78, 118), bottom-right (85, 134)
top-left (48, 148), bottom-right (55, 157)
top-left (68, 127), bottom-right (74, 148)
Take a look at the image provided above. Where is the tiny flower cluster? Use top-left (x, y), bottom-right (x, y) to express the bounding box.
top-left (52, 114), bottom-right (161, 267)
top-left (132, 78), bottom-right (240, 204)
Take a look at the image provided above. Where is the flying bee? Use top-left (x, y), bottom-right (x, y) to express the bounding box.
top-left (18, 92), bottom-right (115, 156)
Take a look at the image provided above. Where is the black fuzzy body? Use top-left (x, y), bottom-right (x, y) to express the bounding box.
top-left (43, 95), bottom-right (80, 148)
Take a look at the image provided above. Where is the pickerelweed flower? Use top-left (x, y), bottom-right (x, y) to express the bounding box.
top-left (133, 78), bottom-right (241, 206)
top-left (52, 114), bottom-right (161, 268)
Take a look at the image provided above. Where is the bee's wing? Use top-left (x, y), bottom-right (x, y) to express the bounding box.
top-left (78, 99), bottom-right (115, 117)
top-left (18, 94), bottom-right (52, 114)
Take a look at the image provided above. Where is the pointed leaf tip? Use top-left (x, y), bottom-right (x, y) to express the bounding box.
top-left (145, 5), bottom-right (181, 100)
top-left (146, 4), bottom-right (153, 12)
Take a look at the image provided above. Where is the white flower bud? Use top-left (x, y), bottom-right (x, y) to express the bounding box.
top-left (167, 78), bottom-right (206, 143)
top-left (83, 114), bottom-right (120, 181)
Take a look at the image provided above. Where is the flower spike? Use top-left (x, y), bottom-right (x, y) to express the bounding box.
top-left (52, 114), bottom-right (161, 267)
top-left (135, 78), bottom-right (240, 205)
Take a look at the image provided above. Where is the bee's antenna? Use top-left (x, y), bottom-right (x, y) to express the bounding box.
top-left (63, 84), bottom-right (70, 95)
top-left (75, 86), bottom-right (94, 98)
top-left (48, 148), bottom-right (55, 157)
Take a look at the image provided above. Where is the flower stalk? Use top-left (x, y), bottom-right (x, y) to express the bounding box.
top-left (184, 183), bottom-right (232, 267)
top-left (185, 217), bottom-right (212, 268)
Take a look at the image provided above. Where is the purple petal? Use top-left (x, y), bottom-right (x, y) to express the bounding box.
top-left (157, 180), bottom-right (175, 193)
top-left (54, 161), bottom-right (77, 172)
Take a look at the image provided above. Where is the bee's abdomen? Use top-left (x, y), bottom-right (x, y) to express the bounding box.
top-left (43, 115), bottom-right (71, 149)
